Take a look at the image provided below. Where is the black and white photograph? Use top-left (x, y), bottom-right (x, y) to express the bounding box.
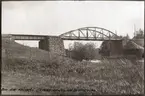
top-left (1, 1), bottom-right (144, 95)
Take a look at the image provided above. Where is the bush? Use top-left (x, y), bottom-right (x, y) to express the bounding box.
top-left (68, 42), bottom-right (98, 61)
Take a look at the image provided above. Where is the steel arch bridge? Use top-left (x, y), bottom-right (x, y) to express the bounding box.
top-left (59, 27), bottom-right (122, 41)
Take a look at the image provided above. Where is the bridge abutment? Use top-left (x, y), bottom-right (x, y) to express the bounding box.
top-left (39, 37), bottom-right (66, 56)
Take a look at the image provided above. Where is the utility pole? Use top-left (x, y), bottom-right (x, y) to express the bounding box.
top-left (134, 24), bottom-right (136, 36)
top-left (115, 30), bottom-right (117, 35)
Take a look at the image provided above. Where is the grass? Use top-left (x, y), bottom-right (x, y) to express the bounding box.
top-left (1, 38), bottom-right (144, 95)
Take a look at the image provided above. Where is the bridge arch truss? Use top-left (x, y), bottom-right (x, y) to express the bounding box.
top-left (59, 27), bottom-right (121, 41)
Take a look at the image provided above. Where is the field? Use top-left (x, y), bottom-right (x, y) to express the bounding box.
top-left (1, 38), bottom-right (144, 95)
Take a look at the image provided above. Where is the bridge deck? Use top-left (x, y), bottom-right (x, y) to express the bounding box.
top-left (3, 34), bottom-right (122, 41)
top-left (10, 34), bottom-right (57, 40)
top-left (12, 35), bottom-right (46, 40)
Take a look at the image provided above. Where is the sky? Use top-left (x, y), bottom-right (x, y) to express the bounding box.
top-left (2, 1), bottom-right (144, 48)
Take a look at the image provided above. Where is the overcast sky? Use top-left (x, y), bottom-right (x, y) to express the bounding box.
top-left (2, 1), bottom-right (144, 48)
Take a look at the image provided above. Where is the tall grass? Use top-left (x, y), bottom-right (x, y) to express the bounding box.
top-left (2, 39), bottom-right (144, 95)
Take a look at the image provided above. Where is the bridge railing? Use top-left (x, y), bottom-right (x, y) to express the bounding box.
top-left (61, 36), bottom-right (122, 40)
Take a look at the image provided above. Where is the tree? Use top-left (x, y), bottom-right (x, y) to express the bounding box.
top-left (139, 29), bottom-right (144, 35)
top-left (135, 29), bottom-right (144, 39)
top-left (126, 34), bottom-right (130, 39)
top-left (83, 43), bottom-right (96, 60)
top-left (70, 42), bottom-right (85, 61)
top-left (68, 42), bottom-right (97, 61)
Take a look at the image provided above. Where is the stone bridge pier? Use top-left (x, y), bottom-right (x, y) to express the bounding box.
top-left (110, 40), bottom-right (123, 56)
top-left (39, 36), bottom-right (66, 56)
top-left (100, 40), bottom-right (123, 57)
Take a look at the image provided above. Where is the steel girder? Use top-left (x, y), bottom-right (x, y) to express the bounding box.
top-left (59, 27), bottom-right (121, 41)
